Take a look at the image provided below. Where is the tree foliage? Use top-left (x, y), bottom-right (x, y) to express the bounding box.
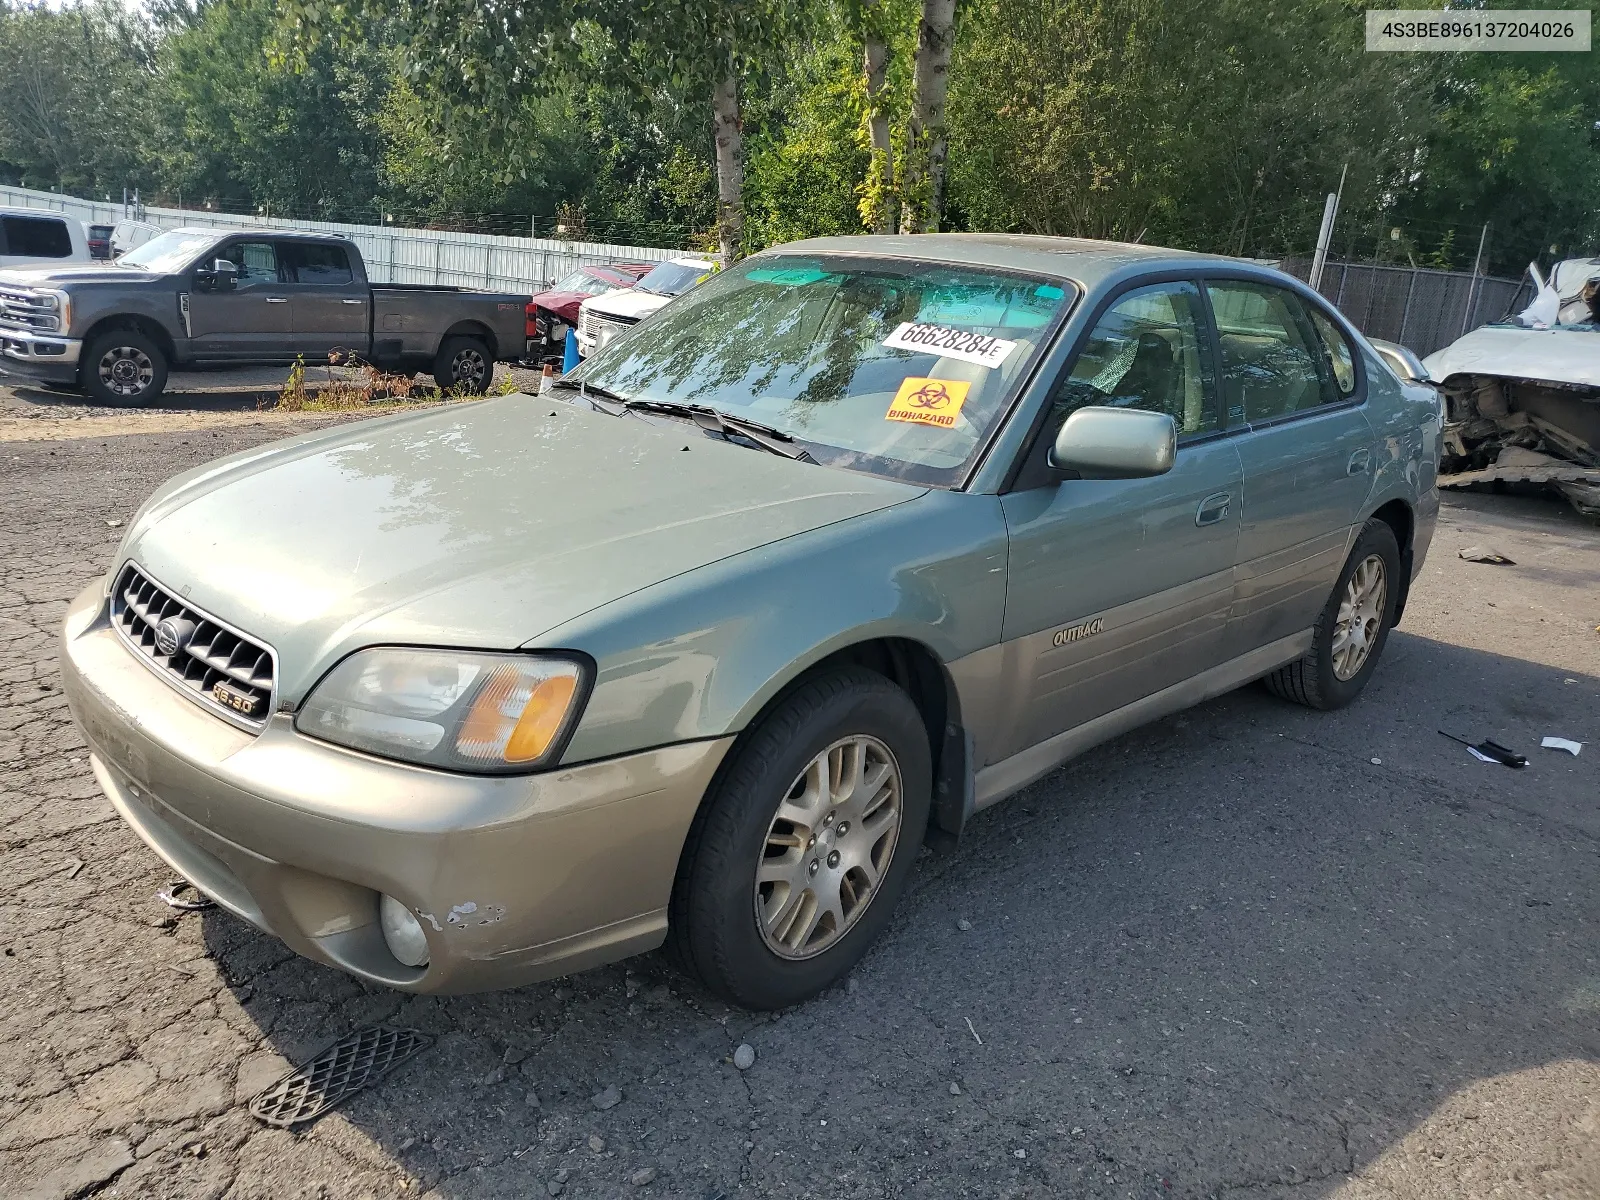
top-left (0, 0), bottom-right (1593, 275)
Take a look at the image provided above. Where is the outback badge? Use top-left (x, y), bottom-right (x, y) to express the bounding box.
top-left (212, 680), bottom-right (262, 718)
top-left (1052, 617), bottom-right (1105, 647)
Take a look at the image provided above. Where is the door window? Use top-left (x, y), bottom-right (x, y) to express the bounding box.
top-left (280, 242), bottom-right (353, 285)
top-left (3, 216), bottom-right (73, 258)
top-left (1206, 282), bottom-right (1331, 423)
top-left (1048, 281), bottom-right (1220, 438)
top-left (1308, 307), bottom-right (1357, 397)
top-left (217, 241), bottom-right (279, 285)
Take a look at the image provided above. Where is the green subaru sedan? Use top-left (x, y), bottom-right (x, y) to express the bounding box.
top-left (60, 235), bottom-right (1441, 1009)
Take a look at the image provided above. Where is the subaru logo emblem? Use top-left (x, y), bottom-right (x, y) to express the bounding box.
top-left (153, 617), bottom-right (194, 657)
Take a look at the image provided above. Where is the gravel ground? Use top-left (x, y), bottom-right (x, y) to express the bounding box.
top-left (2, 416), bottom-right (1598, 1200)
top-left (0, 364), bottom-right (536, 442)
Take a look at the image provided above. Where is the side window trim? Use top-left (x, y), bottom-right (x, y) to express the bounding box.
top-left (1199, 273), bottom-right (1368, 431)
top-left (279, 240), bottom-right (355, 286)
top-left (1007, 274), bottom-right (1229, 491)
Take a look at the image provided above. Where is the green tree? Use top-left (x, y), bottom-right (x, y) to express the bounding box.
top-left (945, 0), bottom-right (1430, 256)
top-left (158, 0), bottom-right (389, 220)
top-left (1390, 44), bottom-right (1600, 275)
top-left (0, 0), bottom-right (160, 195)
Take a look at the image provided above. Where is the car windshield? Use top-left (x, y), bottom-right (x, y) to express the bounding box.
top-left (636, 261), bottom-right (712, 296)
top-left (551, 267), bottom-right (613, 293)
top-left (570, 256), bottom-right (1075, 486)
top-left (118, 230), bottom-right (219, 273)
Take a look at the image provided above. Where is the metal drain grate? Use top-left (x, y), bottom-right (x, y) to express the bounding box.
top-left (248, 1027), bottom-right (432, 1127)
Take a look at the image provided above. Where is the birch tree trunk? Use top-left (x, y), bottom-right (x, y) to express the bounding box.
top-left (900, 0), bottom-right (956, 234)
top-left (862, 26), bottom-right (895, 233)
top-left (711, 58), bottom-right (744, 263)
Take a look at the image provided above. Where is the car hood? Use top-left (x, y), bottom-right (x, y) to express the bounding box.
top-left (530, 289), bottom-right (590, 321)
top-left (0, 263), bottom-right (156, 287)
top-left (1423, 324), bottom-right (1600, 389)
top-left (588, 288), bottom-right (673, 320)
top-left (121, 394), bottom-right (926, 703)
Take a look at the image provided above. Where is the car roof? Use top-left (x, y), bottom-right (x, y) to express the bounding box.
top-left (0, 207), bottom-right (76, 222)
top-left (169, 225), bottom-right (355, 244)
top-left (761, 233), bottom-right (1225, 289)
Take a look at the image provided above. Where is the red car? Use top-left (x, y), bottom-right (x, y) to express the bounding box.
top-left (525, 262), bottom-right (654, 363)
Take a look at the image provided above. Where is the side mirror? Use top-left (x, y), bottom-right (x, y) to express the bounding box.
top-left (1049, 406), bottom-right (1177, 479)
top-left (197, 258), bottom-right (238, 290)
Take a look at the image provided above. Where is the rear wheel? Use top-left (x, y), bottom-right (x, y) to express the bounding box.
top-left (433, 336), bottom-right (491, 393)
top-left (667, 668), bottom-right (932, 1009)
top-left (81, 330), bottom-right (168, 406)
top-left (1264, 518), bottom-right (1401, 710)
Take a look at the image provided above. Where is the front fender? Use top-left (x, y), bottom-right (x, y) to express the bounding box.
top-left (542, 489), bottom-right (1010, 766)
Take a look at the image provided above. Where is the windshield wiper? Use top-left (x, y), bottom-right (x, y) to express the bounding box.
top-left (626, 400), bottom-right (816, 463)
top-left (549, 378), bottom-right (634, 416)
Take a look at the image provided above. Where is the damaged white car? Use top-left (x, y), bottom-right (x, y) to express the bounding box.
top-left (1421, 257), bottom-right (1600, 517)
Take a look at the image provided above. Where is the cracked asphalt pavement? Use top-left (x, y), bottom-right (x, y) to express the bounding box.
top-left (3, 417), bottom-right (1598, 1200)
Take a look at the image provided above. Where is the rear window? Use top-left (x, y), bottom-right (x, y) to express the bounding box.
top-left (3, 216), bottom-right (73, 259)
top-left (280, 242), bottom-right (353, 285)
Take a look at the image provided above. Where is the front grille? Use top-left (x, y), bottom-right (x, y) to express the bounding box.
top-left (579, 308), bottom-right (640, 341)
top-left (110, 563), bottom-right (277, 729)
top-left (0, 286), bottom-right (59, 333)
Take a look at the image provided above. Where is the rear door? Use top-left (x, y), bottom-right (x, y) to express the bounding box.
top-left (996, 279), bottom-right (1243, 761)
top-left (278, 241), bottom-right (369, 358)
top-left (186, 239), bottom-right (293, 359)
top-left (1204, 278), bottom-right (1376, 656)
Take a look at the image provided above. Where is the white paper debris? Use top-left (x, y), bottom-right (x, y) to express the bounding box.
top-left (1541, 737), bottom-right (1583, 756)
top-left (1468, 746), bottom-right (1496, 763)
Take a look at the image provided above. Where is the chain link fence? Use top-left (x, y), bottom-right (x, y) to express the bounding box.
top-left (1278, 256), bottom-right (1532, 358)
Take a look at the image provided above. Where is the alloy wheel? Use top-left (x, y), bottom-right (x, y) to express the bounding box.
top-left (754, 735), bottom-right (903, 960)
top-left (97, 345), bottom-right (154, 398)
top-left (452, 348), bottom-right (487, 388)
top-left (1331, 553), bottom-right (1387, 680)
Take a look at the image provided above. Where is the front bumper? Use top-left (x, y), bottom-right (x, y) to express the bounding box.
top-left (59, 580), bottom-right (732, 993)
top-left (0, 333), bottom-right (81, 384)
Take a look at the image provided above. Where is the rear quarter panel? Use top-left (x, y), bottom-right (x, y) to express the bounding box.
top-left (1360, 343), bottom-right (1443, 575)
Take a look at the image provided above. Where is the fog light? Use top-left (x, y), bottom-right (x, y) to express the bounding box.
top-left (379, 894), bottom-right (430, 968)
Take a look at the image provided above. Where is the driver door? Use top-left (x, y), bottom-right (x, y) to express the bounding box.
top-left (994, 280), bottom-right (1244, 762)
top-left (185, 239), bottom-right (293, 360)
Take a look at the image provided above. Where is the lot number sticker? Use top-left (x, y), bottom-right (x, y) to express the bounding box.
top-left (885, 376), bottom-right (971, 428)
top-left (883, 322), bottom-right (1018, 369)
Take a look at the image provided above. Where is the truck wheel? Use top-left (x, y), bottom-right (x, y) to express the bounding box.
top-left (433, 336), bottom-right (490, 394)
top-left (667, 668), bottom-right (932, 1010)
top-left (1264, 519), bottom-right (1401, 710)
top-left (82, 330), bottom-right (168, 406)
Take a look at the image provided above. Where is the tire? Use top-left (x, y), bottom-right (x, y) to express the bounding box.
top-left (667, 668), bottom-right (933, 1009)
top-left (433, 336), bottom-right (491, 393)
top-left (81, 330), bottom-right (168, 406)
top-left (1264, 518), bottom-right (1401, 710)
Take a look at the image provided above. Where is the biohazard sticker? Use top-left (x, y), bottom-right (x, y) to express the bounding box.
top-left (885, 376), bottom-right (971, 428)
top-left (883, 322), bottom-right (1019, 369)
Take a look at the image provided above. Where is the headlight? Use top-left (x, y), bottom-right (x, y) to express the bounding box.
top-left (295, 648), bottom-right (589, 773)
top-left (46, 290), bottom-right (70, 332)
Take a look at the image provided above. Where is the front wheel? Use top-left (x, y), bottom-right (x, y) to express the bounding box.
top-left (81, 330), bottom-right (168, 406)
top-left (432, 336), bottom-right (491, 394)
top-left (667, 668), bottom-right (932, 1009)
top-left (1264, 518), bottom-right (1401, 710)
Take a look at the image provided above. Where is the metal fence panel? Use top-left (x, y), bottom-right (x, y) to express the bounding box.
top-left (1279, 256), bottom-right (1532, 357)
top-left (0, 184), bottom-right (683, 293)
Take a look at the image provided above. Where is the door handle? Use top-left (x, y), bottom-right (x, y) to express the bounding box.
top-left (1195, 492), bottom-right (1231, 527)
top-left (264, 296), bottom-right (288, 304)
top-left (341, 298), bottom-right (365, 305)
top-left (1348, 448), bottom-right (1372, 476)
